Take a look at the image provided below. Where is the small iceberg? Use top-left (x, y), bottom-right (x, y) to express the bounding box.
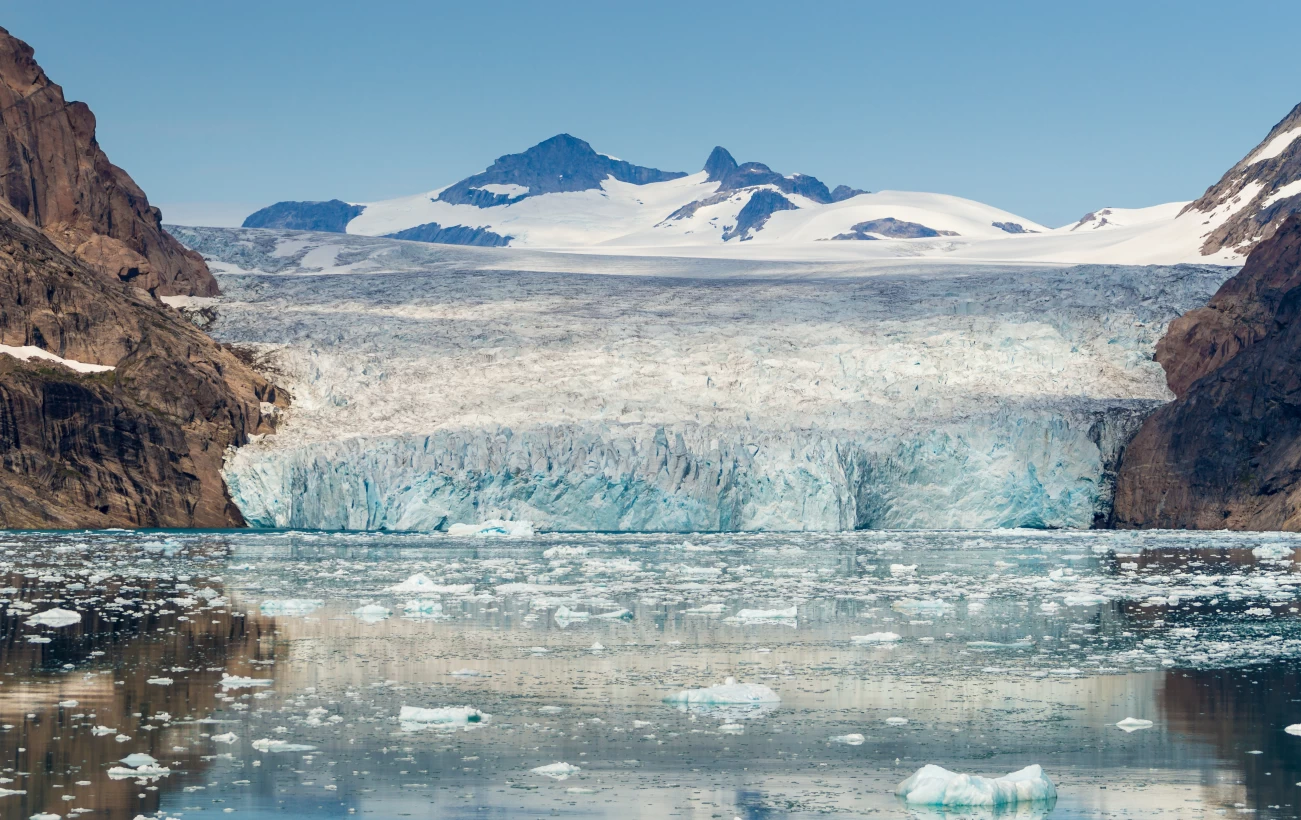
top-left (553, 606), bottom-right (590, 627)
top-left (829, 733), bottom-right (865, 745)
top-left (252, 738), bottom-right (317, 753)
top-left (532, 762), bottom-right (580, 780)
top-left (26, 608), bottom-right (81, 628)
top-left (664, 677), bottom-right (780, 719)
top-left (1285, 724), bottom-right (1301, 736)
top-left (387, 573), bottom-right (441, 593)
top-left (120, 753), bottom-right (157, 768)
top-left (852, 632), bottom-right (902, 644)
top-left (107, 763), bottom-right (171, 780)
top-left (896, 764), bottom-right (1057, 808)
top-left (398, 705), bottom-right (488, 731)
top-left (729, 606), bottom-right (797, 625)
top-left (220, 674), bottom-right (272, 690)
top-left (211, 732), bottom-right (238, 744)
top-left (259, 599), bottom-right (323, 616)
top-left (353, 604), bottom-right (391, 623)
top-left (448, 519), bottom-right (534, 538)
top-left (1116, 717), bottom-right (1154, 733)
top-left (1062, 593), bottom-right (1109, 607)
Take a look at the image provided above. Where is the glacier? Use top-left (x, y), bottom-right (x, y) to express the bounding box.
top-left (173, 227), bottom-right (1233, 532)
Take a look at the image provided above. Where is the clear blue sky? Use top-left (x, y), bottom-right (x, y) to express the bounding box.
top-left (6, 0), bottom-right (1300, 227)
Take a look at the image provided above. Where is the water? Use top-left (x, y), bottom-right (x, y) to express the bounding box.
top-left (2, 528), bottom-right (1301, 819)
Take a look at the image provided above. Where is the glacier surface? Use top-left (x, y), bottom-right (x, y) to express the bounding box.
top-left (174, 227), bottom-right (1233, 532)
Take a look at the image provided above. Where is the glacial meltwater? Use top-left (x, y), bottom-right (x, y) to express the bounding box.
top-left (2, 529), bottom-right (1301, 819)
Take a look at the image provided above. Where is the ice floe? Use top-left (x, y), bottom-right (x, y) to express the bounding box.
top-left (896, 764), bottom-right (1057, 807)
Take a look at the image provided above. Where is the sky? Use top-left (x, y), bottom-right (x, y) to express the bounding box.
top-left (5, 0), bottom-right (1301, 228)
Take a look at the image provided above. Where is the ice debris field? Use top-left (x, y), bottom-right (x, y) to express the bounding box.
top-left (3, 528), bottom-right (1301, 817)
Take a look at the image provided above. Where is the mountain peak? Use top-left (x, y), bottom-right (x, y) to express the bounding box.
top-left (437, 134), bottom-right (686, 207)
top-left (704, 146), bottom-right (738, 182)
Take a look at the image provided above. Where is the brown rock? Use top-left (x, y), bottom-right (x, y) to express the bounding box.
top-left (0, 207), bottom-right (284, 528)
top-left (0, 26), bottom-right (217, 296)
top-left (1112, 213), bottom-right (1301, 530)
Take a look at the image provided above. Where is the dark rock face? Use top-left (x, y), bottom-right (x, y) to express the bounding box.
top-left (1183, 102), bottom-right (1301, 258)
top-left (0, 27), bottom-right (217, 297)
top-left (993, 221), bottom-right (1034, 234)
top-left (702, 145), bottom-right (861, 205)
top-left (384, 222), bottom-right (512, 247)
top-left (242, 199), bottom-right (364, 232)
top-left (1112, 214), bottom-right (1301, 530)
top-left (722, 190), bottom-right (797, 241)
top-left (437, 134), bottom-right (686, 207)
top-left (0, 210), bottom-right (284, 528)
top-left (832, 217), bottom-right (958, 240)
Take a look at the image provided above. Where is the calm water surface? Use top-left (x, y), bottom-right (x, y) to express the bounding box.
top-left (1, 529), bottom-right (1300, 819)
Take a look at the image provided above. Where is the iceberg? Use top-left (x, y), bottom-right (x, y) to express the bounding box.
top-left (220, 674), bottom-right (272, 689)
top-left (448, 520), bottom-right (534, 538)
top-left (531, 762), bottom-right (581, 780)
top-left (664, 677), bottom-right (781, 715)
top-left (1115, 717), bottom-right (1154, 732)
top-left (829, 733), bottom-right (866, 745)
top-left (896, 764), bottom-right (1057, 808)
top-left (259, 599), bottom-right (323, 616)
top-left (353, 604), bottom-right (391, 623)
top-left (26, 608), bottom-right (80, 628)
top-left (398, 705), bottom-right (488, 730)
top-left (107, 764), bottom-right (170, 780)
top-left (730, 606), bottom-right (797, 624)
top-left (252, 738), bottom-right (317, 753)
top-left (852, 632), bottom-right (902, 644)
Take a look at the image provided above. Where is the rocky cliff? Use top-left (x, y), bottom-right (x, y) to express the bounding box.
top-left (0, 28), bottom-right (282, 528)
top-left (0, 26), bottom-right (217, 297)
top-left (1112, 213), bottom-right (1301, 530)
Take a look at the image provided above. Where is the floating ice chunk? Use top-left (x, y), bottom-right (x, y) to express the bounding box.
top-left (353, 604), bottom-right (391, 623)
top-left (1115, 718), bottom-right (1154, 733)
top-left (664, 677), bottom-right (780, 708)
top-left (1286, 724), bottom-right (1301, 736)
top-left (886, 717), bottom-right (909, 726)
top-left (542, 545), bottom-right (590, 558)
top-left (387, 573), bottom-right (440, 593)
top-left (592, 608), bottom-right (632, 620)
top-left (25, 636), bottom-right (50, 644)
top-left (852, 632), bottom-right (902, 644)
top-left (146, 677), bottom-right (173, 686)
top-left (553, 606), bottom-right (590, 627)
top-left (450, 669), bottom-right (483, 677)
top-left (684, 603), bottom-right (727, 615)
top-left (57, 700), bottom-right (77, 708)
top-left (1063, 593), bottom-right (1109, 606)
top-left (259, 599), bottom-right (323, 616)
top-left (830, 733), bottom-right (865, 745)
top-left (1245, 607), bottom-right (1273, 617)
top-left (1253, 544), bottom-right (1294, 562)
top-left (0, 786), bottom-right (25, 796)
top-left (967, 640), bottom-right (1034, 650)
top-left (589, 643), bottom-right (604, 652)
top-left (890, 564), bottom-right (918, 577)
top-left (211, 732), bottom-right (238, 744)
top-left (220, 674), bottom-right (272, 689)
top-left (730, 606), bottom-right (796, 624)
top-left (252, 738), bottom-right (317, 753)
top-left (26, 608), bottom-right (80, 628)
top-left (398, 705), bottom-right (487, 730)
top-left (120, 754), bottom-right (157, 768)
top-left (107, 763), bottom-right (170, 780)
top-left (448, 520), bottom-right (534, 538)
top-left (531, 762), bottom-right (580, 780)
top-left (893, 599), bottom-right (953, 616)
top-left (719, 723), bottom-right (745, 735)
top-left (30, 813), bottom-right (60, 820)
top-left (896, 763), bottom-right (1057, 807)
top-left (91, 725), bottom-right (116, 736)
top-left (402, 599), bottom-right (444, 617)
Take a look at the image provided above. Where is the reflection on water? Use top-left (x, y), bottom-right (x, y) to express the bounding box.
top-left (0, 529), bottom-right (1298, 818)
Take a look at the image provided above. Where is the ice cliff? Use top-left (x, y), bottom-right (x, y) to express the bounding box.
top-left (173, 227), bottom-right (1233, 532)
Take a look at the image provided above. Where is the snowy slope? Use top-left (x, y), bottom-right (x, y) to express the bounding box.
top-left (174, 227), bottom-right (1232, 532)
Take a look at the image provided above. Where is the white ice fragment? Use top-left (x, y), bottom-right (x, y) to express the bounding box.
top-left (719, 723), bottom-right (745, 735)
top-left (531, 762), bottom-right (580, 780)
top-left (852, 632), bottom-right (902, 644)
top-left (106, 764), bottom-right (170, 780)
top-left (664, 677), bottom-right (780, 706)
top-left (730, 606), bottom-right (796, 624)
top-left (57, 700), bottom-right (77, 708)
top-left (352, 604), bottom-right (391, 623)
top-left (830, 733), bottom-right (865, 745)
top-left (220, 674), bottom-right (272, 689)
top-left (886, 717), bottom-right (909, 726)
top-left (684, 603), bottom-right (727, 615)
top-left (146, 677), bottom-right (173, 686)
top-left (401, 599), bottom-right (444, 617)
top-left (26, 608), bottom-right (80, 628)
top-left (0, 787), bottom-right (25, 796)
top-left (398, 705), bottom-right (488, 730)
top-left (211, 732), bottom-right (238, 744)
top-left (259, 599), bottom-right (323, 616)
top-left (251, 738), bottom-right (317, 753)
top-left (1285, 724), bottom-right (1301, 736)
top-left (1116, 717), bottom-right (1154, 733)
top-left (91, 726), bottom-right (116, 736)
top-left (387, 573), bottom-right (440, 593)
top-left (890, 564), bottom-right (918, 577)
top-left (448, 520), bottom-right (534, 538)
top-left (1063, 593), bottom-right (1109, 606)
top-left (896, 763), bottom-right (1057, 807)
top-left (120, 754), bottom-right (157, 768)
top-left (553, 606), bottom-right (590, 627)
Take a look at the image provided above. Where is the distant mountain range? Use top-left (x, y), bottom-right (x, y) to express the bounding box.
top-left (243, 108), bottom-right (1301, 265)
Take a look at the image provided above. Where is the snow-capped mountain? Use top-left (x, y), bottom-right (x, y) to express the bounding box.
top-left (241, 104), bottom-right (1301, 266)
top-left (243, 133), bottom-right (1047, 252)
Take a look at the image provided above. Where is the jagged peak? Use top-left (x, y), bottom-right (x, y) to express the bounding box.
top-left (704, 146), bottom-right (738, 182)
